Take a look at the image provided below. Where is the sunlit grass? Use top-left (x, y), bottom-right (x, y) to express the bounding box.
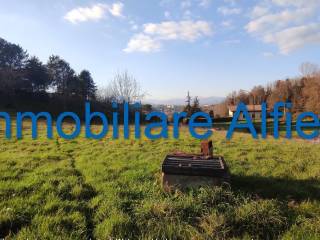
top-left (0, 120), bottom-right (319, 239)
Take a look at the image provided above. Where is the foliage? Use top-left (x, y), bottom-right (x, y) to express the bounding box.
top-left (0, 38), bottom-right (148, 119)
top-left (191, 96), bottom-right (201, 114)
top-left (78, 70), bottom-right (97, 100)
top-left (0, 38), bottom-right (98, 106)
top-left (25, 56), bottom-right (50, 92)
top-left (184, 92), bottom-right (202, 117)
top-left (226, 62), bottom-right (320, 116)
top-left (0, 38), bottom-right (28, 70)
top-left (46, 55), bottom-right (76, 95)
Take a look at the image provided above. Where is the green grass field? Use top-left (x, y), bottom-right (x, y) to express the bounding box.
top-left (0, 121), bottom-right (320, 239)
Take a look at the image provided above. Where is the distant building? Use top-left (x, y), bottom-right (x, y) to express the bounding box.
top-left (202, 104), bottom-right (214, 113)
top-left (228, 105), bottom-right (263, 120)
top-left (202, 103), bottom-right (228, 118)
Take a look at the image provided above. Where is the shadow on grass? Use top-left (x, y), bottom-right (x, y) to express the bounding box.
top-left (231, 174), bottom-right (320, 201)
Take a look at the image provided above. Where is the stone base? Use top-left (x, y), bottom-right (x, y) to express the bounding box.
top-left (162, 173), bottom-right (230, 191)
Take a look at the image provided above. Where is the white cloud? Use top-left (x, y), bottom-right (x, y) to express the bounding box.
top-left (143, 20), bottom-right (212, 41)
top-left (124, 20), bottom-right (213, 53)
top-left (108, 2), bottom-right (124, 17)
top-left (64, 2), bottom-right (123, 24)
top-left (123, 34), bottom-right (161, 53)
top-left (272, 0), bottom-right (320, 8)
top-left (217, 7), bottom-right (242, 15)
top-left (64, 4), bottom-right (107, 23)
top-left (263, 23), bottom-right (320, 54)
top-left (246, 0), bottom-right (320, 54)
top-left (246, 8), bottom-right (315, 34)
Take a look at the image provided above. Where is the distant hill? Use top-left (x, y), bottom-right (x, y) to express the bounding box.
top-left (144, 96), bottom-right (225, 106)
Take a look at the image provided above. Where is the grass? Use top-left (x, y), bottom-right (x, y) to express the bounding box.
top-left (0, 120), bottom-right (319, 239)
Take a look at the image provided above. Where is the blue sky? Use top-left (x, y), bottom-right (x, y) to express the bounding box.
top-left (1, 0), bottom-right (320, 100)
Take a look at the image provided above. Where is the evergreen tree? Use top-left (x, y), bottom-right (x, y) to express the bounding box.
top-left (25, 56), bottom-right (50, 92)
top-left (0, 38), bottom-right (28, 92)
top-left (67, 75), bottom-right (83, 97)
top-left (184, 91), bottom-right (192, 116)
top-left (79, 70), bottom-right (97, 100)
top-left (191, 96), bottom-right (201, 114)
top-left (0, 38), bottom-right (28, 70)
top-left (46, 55), bottom-right (75, 95)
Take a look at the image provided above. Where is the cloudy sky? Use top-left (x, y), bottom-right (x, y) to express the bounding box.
top-left (1, 0), bottom-right (320, 99)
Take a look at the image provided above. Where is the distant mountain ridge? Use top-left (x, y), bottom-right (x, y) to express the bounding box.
top-left (144, 96), bottom-right (225, 106)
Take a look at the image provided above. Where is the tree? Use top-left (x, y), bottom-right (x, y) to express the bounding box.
top-left (191, 96), bottom-right (201, 114)
top-left (184, 91), bottom-right (192, 116)
top-left (302, 74), bottom-right (320, 113)
top-left (142, 104), bottom-right (153, 113)
top-left (237, 90), bottom-right (250, 104)
top-left (79, 70), bottom-right (97, 100)
top-left (226, 90), bottom-right (250, 105)
top-left (24, 56), bottom-right (50, 92)
top-left (108, 71), bottom-right (145, 103)
top-left (46, 55), bottom-right (75, 95)
top-left (226, 91), bottom-right (237, 105)
top-left (250, 85), bottom-right (266, 104)
top-left (300, 62), bottom-right (319, 78)
top-left (97, 86), bottom-right (114, 103)
top-left (0, 38), bottom-right (28, 93)
top-left (290, 78), bottom-right (304, 115)
top-left (267, 80), bottom-right (293, 107)
top-left (66, 75), bottom-right (83, 97)
top-left (0, 38), bottom-right (28, 70)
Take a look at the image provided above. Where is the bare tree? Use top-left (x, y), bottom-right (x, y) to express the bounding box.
top-left (96, 86), bottom-right (114, 103)
top-left (226, 91), bottom-right (237, 105)
top-left (223, 61), bottom-right (320, 116)
top-left (300, 62), bottom-right (319, 78)
top-left (107, 71), bottom-right (145, 103)
top-left (251, 85), bottom-right (266, 104)
top-left (302, 73), bottom-right (320, 113)
top-left (237, 90), bottom-right (250, 104)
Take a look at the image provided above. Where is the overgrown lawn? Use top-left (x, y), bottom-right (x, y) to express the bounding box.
top-left (0, 121), bottom-right (319, 239)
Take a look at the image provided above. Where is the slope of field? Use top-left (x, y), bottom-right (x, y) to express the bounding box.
top-left (0, 121), bottom-right (319, 239)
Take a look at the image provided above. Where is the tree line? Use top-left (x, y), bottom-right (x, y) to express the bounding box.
top-left (226, 62), bottom-right (320, 116)
top-left (0, 38), bottom-right (97, 100)
top-left (0, 37), bottom-right (145, 119)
